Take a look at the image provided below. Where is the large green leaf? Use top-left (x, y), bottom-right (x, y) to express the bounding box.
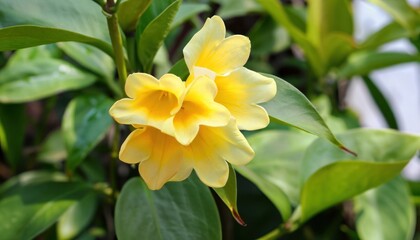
top-left (300, 129), bottom-right (420, 221)
top-left (37, 130), bottom-right (67, 164)
top-left (117, 0), bottom-right (152, 32)
top-left (213, 164), bottom-right (245, 225)
top-left (236, 130), bottom-right (315, 220)
top-left (338, 51), bottom-right (420, 78)
top-left (62, 93), bottom-right (113, 171)
top-left (0, 181), bottom-right (90, 240)
top-left (0, 104), bottom-right (25, 170)
top-left (137, 0), bottom-right (181, 72)
top-left (354, 177), bottom-right (415, 240)
top-left (0, 59), bottom-right (96, 103)
top-left (0, 0), bottom-right (112, 56)
top-left (57, 192), bottom-right (98, 240)
top-left (115, 177), bottom-right (221, 240)
top-left (261, 74), bottom-right (353, 153)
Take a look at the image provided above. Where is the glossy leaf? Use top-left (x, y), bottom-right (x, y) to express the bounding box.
top-left (236, 130), bottom-right (315, 220)
top-left (62, 93), bottom-right (113, 171)
top-left (213, 164), bottom-right (245, 225)
top-left (0, 104), bottom-right (25, 170)
top-left (0, 59), bottom-right (96, 103)
top-left (0, 181), bottom-right (90, 240)
top-left (261, 74), bottom-right (352, 153)
top-left (117, 0), bottom-right (152, 32)
top-left (115, 177), bottom-right (222, 240)
top-left (172, 3), bottom-right (210, 28)
top-left (58, 192), bottom-right (98, 240)
top-left (362, 76), bottom-right (398, 129)
top-left (337, 51), bottom-right (420, 78)
top-left (0, 0), bottom-right (112, 56)
top-left (8, 44), bottom-right (61, 66)
top-left (354, 177), bottom-right (415, 240)
top-left (300, 129), bottom-right (420, 221)
top-left (168, 58), bottom-right (189, 81)
top-left (137, 0), bottom-right (181, 72)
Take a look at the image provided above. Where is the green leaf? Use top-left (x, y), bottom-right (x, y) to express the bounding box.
top-left (172, 3), bottom-right (210, 28)
top-left (354, 177), bottom-right (416, 240)
top-left (58, 193), bottom-right (98, 240)
top-left (323, 33), bottom-right (354, 70)
top-left (37, 130), bottom-right (67, 164)
top-left (306, 0), bottom-right (353, 49)
top-left (0, 181), bottom-right (90, 240)
top-left (117, 0), bottom-right (152, 32)
top-left (0, 0), bottom-right (112, 55)
top-left (362, 76), bottom-right (398, 129)
top-left (0, 170), bottom-right (67, 195)
top-left (168, 58), bottom-right (189, 81)
top-left (0, 104), bottom-right (25, 170)
top-left (57, 42), bottom-right (122, 97)
top-left (248, 17), bottom-right (290, 56)
top-left (8, 44), bottom-right (62, 66)
top-left (213, 0), bottom-right (262, 18)
top-left (337, 51), bottom-right (420, 78)
top-left (115, 177), bottom-right (221, 240)
top-left (261, 74), bottom-right (353, 154)
top-left (256, 0), bottom-right (323, 76)
top-left (213, 164), bottom-right (245, 225)
top-left (368, 0), bottom-right (419, 35)
top-left (236, 130), bottom-right (315, 220)
top-left (300, 129), bottom-right (420, 221)
top-left (137, 0), bottom-right (181, 73)
top-left (62, 93), bottom-right (113, 171)
top-left (0, 59), bottom-right (96, 103)
top-left (360, 22), bottom-right (411, 50)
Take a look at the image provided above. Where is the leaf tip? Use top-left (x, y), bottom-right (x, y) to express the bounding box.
top-left (340, 145), bottom-right (357, 157)
top-left (232, 208), bottom-right (247, 226)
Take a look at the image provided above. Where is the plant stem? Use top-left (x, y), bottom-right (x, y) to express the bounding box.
top-left (105, 1), bottom-right (128, 89)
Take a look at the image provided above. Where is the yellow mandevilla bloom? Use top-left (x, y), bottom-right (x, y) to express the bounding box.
top-left (109, 15), bottom-right (277, 190)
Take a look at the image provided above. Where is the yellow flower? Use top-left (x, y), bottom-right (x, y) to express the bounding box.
top-left (109, 73), bottom-right (184, 131)
top-left (119, 119), bottom-right (254, 190)
top-left (183, 15), bottom-right (277, 130)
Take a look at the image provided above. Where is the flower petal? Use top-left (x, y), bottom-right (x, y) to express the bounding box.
top-left (186, 119), bottom-right (255, 187)
top-left (124, 73), bottom-right (159, 99)
top-left (183, 16), bottom-right (225, 73)
top-left (119, 128), bottom-right (150, 164)
top-left (170, 76), bottom-right (230, 145)
top-left (215, 67), bottom-right (276, 130)
top-left (137, 127), bottom-right (184, 190)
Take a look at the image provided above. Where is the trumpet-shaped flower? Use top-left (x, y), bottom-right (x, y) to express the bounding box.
top-left (109, 73), bottom-right (184, 130)
top-left (183, 15), bottom-right (277, 130)
top-left (119, 119), bottom-right (254, 190)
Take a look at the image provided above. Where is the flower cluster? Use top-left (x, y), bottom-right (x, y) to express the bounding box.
top-left (109, 16), bottom-right (276, 190)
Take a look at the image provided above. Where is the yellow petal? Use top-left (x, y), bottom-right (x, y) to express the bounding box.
top-left (110, 73), bottom-right (185, 128)
top-left (199, 35), bottom-right (250, 75)
top-left (119, 128), bottom-right (150, 164)
top-left (186, 119), bottom-right (255, 187)
top-left (169, 76), bottom-right (230, 145)
top-left (136, 127), bottom-right (184, 190)
top-left (215, 67), bottom-right (277, 130)
top-left (183, 15), bottom-right (225, 74)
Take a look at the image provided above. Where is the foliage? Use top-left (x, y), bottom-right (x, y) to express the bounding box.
top-left (0, 0), bottom-right (420, 239)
